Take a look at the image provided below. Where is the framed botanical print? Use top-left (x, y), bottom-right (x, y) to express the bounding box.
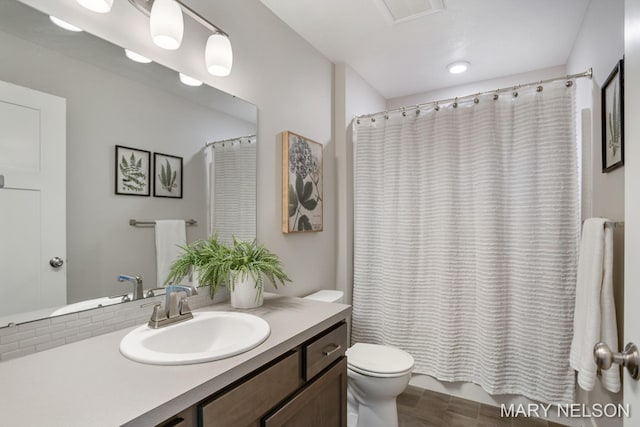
top-left (282, 131), bottom-right (323, 233)
top-left (115, 145), bottom-right (150, 196)
top-left (602, 59), bottom-right (624, 173)
top-left (153, 152), bottom-right (183, 198)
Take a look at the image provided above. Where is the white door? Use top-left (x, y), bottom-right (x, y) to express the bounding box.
top-left (0, 80), bottom-right (66, 318)
top-left (624, 0), bottom-right (640, 424)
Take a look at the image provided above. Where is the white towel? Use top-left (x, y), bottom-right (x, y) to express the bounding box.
top-left (155, 220), bottom-right (187, 288)
top-left (569, 218), bottom-right (620, 392)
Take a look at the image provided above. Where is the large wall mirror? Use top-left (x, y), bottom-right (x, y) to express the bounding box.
top-left (0, 0), bottom-right (257, 326)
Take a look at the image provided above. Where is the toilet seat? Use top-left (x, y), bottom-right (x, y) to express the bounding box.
top-left (346, 343), bottom-right (414, 378)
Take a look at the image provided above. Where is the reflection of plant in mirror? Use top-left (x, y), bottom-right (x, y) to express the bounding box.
top-left (288, 136), bottom-right (321, 231)
top-left (120, 153), bottom-right (146, 191)
top-left (159, 159), bottom-right (177, 192)
top-left (608, 82), bottom-right (621, 156)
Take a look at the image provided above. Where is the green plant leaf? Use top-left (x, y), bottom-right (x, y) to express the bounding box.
top-left (301, 198), bottom-right (317, 211)
top-left (288, 185), bottom-right (298, 217)
top-left (121, 155), bottom-right (128, 168)
top-left (298, 215), bottom-right (312, 231)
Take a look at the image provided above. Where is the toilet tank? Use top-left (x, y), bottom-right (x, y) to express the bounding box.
top-left (304, 290), bottom-right (344, 303)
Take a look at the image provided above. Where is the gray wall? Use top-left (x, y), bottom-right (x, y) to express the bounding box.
top-left (0, 30), bottom-right (256, 302)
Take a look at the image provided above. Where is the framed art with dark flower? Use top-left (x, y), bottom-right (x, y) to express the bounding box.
top-left (602, 58), bottom-right (624, 173)
top-left (282, 131), bottom-right (323, 233)
top-left (153, 152), bottom-right (183, 198)
top-left (115, 145), bottom-right (150, 196)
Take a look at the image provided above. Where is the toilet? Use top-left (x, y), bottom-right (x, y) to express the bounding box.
top-left (304, 291), bottom-right (415, 427)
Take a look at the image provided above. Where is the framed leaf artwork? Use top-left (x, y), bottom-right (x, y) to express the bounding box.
top-left (153, 152), bottom-right (183, 198)
top-left (602, 59), bottom-right (624, 173)
top-left (115, 145), bottom-right (150, 196)
top-left (282, 131), bottom-right (323, 233)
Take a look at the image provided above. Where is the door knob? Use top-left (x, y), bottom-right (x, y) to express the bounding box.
top-left (49, 257), bottom-right (64, 268)
top-left (594, 342), bottom-right (640, 380)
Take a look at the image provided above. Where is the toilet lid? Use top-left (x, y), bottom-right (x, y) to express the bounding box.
top-left (346, 343), bottom-right (414, 376)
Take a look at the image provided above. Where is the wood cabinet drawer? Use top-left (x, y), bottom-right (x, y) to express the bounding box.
top-left (199, 350), bottom-right (302, 427)
top-left (303, 322), bottom-right (347, 380)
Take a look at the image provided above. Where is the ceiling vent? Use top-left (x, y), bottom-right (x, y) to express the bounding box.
top-left (375, 0), bottom-right (445, 24)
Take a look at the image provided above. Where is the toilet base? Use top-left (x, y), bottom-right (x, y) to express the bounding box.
top-left (348, 388), bottom-right (399, 427)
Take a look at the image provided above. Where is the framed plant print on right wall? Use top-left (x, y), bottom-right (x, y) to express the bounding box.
top-left (282, 131), bottom-right (323, 233)
top-left (602, 58), bottom-right (624, 173)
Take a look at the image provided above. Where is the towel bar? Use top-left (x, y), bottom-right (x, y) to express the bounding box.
top-left (129, 219), bottom-right (197, 227)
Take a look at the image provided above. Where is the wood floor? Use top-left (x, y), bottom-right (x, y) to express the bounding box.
top-left (397, 386), bottom-right (569, 427)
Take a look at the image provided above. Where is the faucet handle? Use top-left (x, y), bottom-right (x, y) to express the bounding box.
top-left (180, 296), bottom-right (193, 316)
top-left (141, 301), bottom-right (167, 326)
top-left (144, 287), bottom-right (165, 298)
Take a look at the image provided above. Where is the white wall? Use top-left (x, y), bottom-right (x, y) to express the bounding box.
top-left (567, 0), bottom-right (625, 426)
top-left (17, 0), bottom-right (336, 298)
top-left (388, 65), bottom-right (566, 108)
top-left (0, 29), bottom-right (255, 302)
top-left (334, 63), bottom-right (387, 306)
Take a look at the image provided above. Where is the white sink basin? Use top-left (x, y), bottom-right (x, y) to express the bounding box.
top-left (119, 311), bottom-right (270, 365)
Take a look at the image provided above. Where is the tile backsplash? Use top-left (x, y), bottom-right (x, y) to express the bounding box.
top-left (0, 289), bottom-right (228, 361)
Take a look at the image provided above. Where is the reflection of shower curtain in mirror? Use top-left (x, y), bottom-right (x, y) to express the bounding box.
top-left (352, 81), bottom-right (579, 404)
top-left (205, 136), bottom-right (256, 244)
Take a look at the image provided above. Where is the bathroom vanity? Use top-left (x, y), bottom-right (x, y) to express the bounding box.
top-left (0, 295), bottom-right (350, 427)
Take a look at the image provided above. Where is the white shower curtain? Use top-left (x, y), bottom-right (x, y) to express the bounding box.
top-left (205, 136), bottom-right (256, 244)
top-left (352, 81), bottom-right (579, 404)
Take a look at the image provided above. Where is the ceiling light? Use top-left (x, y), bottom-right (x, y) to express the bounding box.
top-left (150, 0), bottom-right (184, 50)
top-left (205, 33), bottom-right (233, 77)
top-left (76, 0), bottom-right (113, 13)
top-left (124, 49), bottom-right (152, 64)
top-left (49, 16), bottom-right (83, 32)
top-left (179, 73), bottom-right (202, 87)
top-left (448, 61), bottom-right (470, 74)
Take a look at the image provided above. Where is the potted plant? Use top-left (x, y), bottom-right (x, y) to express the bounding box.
top-left (166, 236), bottom-right (290, 309)
top-left (165, 235), bottom-right (228, 295)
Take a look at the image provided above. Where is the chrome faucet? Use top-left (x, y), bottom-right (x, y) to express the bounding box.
top-left (144, 285), bottom-right (198, 329)
top-left (117, 274), bottom-right (144, 301)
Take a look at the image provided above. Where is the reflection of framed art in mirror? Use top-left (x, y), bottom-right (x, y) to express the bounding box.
top-left (115, 145), bottom-right (151, 196)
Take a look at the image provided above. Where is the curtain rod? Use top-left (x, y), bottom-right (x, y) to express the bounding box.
top-left (354, 68), bottom-right (593, 121)
top-left (205, 134), bottom-right (256, 147)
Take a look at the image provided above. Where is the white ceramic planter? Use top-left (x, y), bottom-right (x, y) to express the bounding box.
top-left (230, 271), bottom-right (263, 309)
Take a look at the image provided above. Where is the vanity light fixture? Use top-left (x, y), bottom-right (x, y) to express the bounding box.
top-left (447, 61), bottom-right (470, 74)
top-left (49, 16), bottom-right (83, 32)
top-left (76, 0), bottom-right (113, 14)
top-left (150, 0), bottom-right (184, 50)
top-left (128, 0), bottom-right (233, 76)
top-left (205, 33), bottom-right (233, 77)
top-left (125, 49), bottom-right (152, 63)
top-left (179, 73), bottom-right (203, 87)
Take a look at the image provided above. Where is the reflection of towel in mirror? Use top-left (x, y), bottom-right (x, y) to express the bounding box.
top-left (155, 220), bottom-right (186, 288)
top-left (569, 218), bottom-right (620, 393)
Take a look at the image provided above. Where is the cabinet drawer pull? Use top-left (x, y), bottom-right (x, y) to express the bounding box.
top-left (322, 344), bottom-right (341, 357)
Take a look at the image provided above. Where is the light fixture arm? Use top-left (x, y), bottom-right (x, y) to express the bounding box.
top-left (128, 0), bottom-right (228, 37)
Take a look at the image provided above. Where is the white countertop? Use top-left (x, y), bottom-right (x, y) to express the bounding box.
top-left (0, 294), bottom-right (351, 427)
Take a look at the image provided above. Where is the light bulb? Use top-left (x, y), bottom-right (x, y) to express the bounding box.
top-left (150, 0), bottom-right (184, 50)
top-left (125, 49), bottom-right (152, 64)
top-left (76, 0), bottom-right (113, 13)
top-left (205, 33), bottom-right (233, 77)
top-left (179, 73), bottom-right (203, 87)
top-left (447, 61), bottom-right (470, 74)
top-left (50, 16), bottom-right (83, 32)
